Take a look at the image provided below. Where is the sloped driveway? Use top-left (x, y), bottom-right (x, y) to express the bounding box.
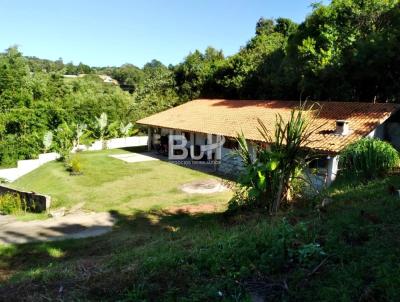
top-left (0, 211), bottom-right (115, 245)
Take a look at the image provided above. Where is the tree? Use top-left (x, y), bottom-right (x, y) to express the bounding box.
top-left (54, 122), bottom-right (74, 160)
top-left (133, 61), bottom-right (179, 121)
top-left (286, 0), bottom-right (399, 100)
top-left (174, 47), bottom-right (225, 100)
top-left (255, 18), bottom-right (275, 36)
top-left (74, 123), bottom-right (87, 147)
top-left (110, 63), bottom-right (143, 92)
top-left (95, 112), bottom-right (108, 142)
top-left (215, 27), bottom-right (287, 99)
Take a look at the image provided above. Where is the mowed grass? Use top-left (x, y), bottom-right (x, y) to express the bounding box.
top-left (10, 149), bottom-right (232, 214)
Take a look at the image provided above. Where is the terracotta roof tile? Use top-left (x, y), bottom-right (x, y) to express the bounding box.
top-left (137, 99), bottom-right (399, 154)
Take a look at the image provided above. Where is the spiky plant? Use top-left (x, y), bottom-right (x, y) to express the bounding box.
top-left (95, 112), bottom-right (108, 140)
top-left (234, 102), bottom-right (322, 214)
top-left (120, 122), bottom-right (133, 137)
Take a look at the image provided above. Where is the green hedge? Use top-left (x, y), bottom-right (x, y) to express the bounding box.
top-left (340, 138), bottom-right (399, 180)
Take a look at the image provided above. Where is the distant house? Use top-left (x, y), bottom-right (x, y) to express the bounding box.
top-left (137, 99), bottom-right (400, 186)
top-left (63, 74), bottom-right (119, 85)
top-left (98, 74), bottom-right (119, 85)
top-left (63, 74), bottom-right (79, 78)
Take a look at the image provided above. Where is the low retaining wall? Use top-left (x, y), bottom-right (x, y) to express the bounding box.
top-left (0, 136), bottom-right (149, 182)
top-left (0, 153), bottom-right (60, 182)
top-left (0, 185), bottom-right (51, 212)
top-left (73, 136), bottom-right (148, 152)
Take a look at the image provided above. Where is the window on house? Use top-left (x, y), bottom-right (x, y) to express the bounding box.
top-left (224, 138), bottom-right (239, 149)
top-left (308, 157), bottom-right (328, 169)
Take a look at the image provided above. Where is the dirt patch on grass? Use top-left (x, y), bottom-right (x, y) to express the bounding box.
top-left (166, 203), bottom-right (219, 214)
top-left (180, 179), bottom-right (229, 194)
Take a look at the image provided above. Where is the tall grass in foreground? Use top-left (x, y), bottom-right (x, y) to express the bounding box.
top-left (0, 193), bottom-right (26, 215)
top-left (340, 138), bottom-right (399, 180)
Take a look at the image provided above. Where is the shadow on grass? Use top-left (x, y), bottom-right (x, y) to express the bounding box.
top-left (0, 207), bottom-right (245, 300)
top-left (2, 174), bottom-right (400, 301)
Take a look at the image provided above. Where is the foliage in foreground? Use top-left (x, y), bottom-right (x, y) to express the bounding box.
top-left (1, 174), bottom-right (400, 301)
top-left (0, 193), bottom-right (26, 215)
top-left (232, 103), bottom-right (321, 214)
top-left (340, 138), bottom-right (400, 180)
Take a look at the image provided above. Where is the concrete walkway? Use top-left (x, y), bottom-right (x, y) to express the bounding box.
top-left (109, 152), bottom-right (159, 163)
top-left (0, 211), bottom-right (116, 245)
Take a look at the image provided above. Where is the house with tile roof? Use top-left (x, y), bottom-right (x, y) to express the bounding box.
top-left (137, 99), bottom-right (400, 186)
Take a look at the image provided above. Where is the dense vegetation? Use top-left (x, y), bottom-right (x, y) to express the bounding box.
top-left (1, 0), bottom-right (399, 166)
top-left (1, 172), bottom-right (400, 301)
top-left (340, 138), bottom-right (400, 180)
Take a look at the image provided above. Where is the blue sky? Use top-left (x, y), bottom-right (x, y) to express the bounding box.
top-left (1, 0), bottom-right (326, 67)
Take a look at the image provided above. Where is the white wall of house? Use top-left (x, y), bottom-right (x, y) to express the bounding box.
top-left (367, 123), bottom-right (385, 139)
top-left (151, 127), bottom-right (343, 187)
top-left (194, 133), bottom-right (207, 145)
top-left (387, 122), bottom-right (400, 149)
top-left (326, 155), bottom-right (340, 185)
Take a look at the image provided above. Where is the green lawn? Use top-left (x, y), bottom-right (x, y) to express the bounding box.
top-left (1, 174), bottom-right (400, 300)
top-left (10, 149), bottom-right (232, 215)
top-left (2, 155), bottom-right (400, 301)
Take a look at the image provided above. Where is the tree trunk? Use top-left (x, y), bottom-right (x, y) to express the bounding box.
top-left (272, 176), bottom-right (284, 214)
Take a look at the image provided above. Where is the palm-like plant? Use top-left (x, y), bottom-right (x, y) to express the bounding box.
top-left (42, 131), bottom-right (53, 153)
top-left (95, 112), bottom-right (108, 149)
top-left (263, 103), bottom-right (321, 213)
top-left (235, 102), bottom-right (322, 214)
top-left (95, 112), bottom-right (108, 141)
top-left (119, 122), bottom-right (133, 137)
top-left (75, 123), bottom-right (87, 147)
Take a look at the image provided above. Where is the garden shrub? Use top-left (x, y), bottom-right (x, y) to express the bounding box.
top-left (340, 138), bottom-right (399, 180)
top-left (66, 155), bottom-right (83, 175)
top-left (0, 193), bottom-right (26, 215)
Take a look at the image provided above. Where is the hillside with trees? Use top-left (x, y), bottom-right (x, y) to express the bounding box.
top-left (0, 0), bottom-right (399, 166)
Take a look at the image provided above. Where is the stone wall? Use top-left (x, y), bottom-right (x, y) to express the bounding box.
top-left (0, 185), bottom-right (50, 213)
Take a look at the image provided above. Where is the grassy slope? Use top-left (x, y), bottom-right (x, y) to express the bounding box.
top-left (1, 174), bottom-right (400, 301)
top-left (10, 149), bottom-right (232, 215)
